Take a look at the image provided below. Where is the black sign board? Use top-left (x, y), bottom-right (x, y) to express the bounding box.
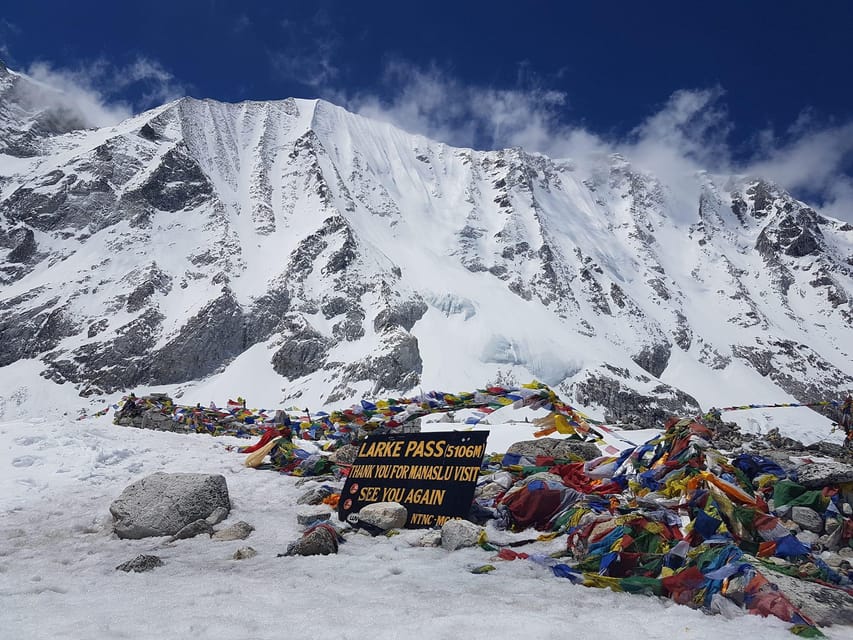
top-left (338, 430), bottom-right (488, 528)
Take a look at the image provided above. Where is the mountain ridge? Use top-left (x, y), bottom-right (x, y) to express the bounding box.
top-left (1, 63), bottom-right (851, 432)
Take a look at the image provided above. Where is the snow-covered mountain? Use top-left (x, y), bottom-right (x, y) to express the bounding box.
top-left (1, 62), bottom-right (852, 426)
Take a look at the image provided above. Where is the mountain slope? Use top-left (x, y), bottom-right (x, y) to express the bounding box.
top-left (1, 63), bottom-right (852, 429)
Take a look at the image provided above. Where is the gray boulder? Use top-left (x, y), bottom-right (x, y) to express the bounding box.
top-left (441, 519), bottom-right (483, 551)
top-left (797, 462), bottom-right (853, 488)
top-left (506, 438), bottom-right (600, 461)
top-left (791, 506), bottom-right (824, 534)
top-left (552, 440), bottom-right (603, 461)
top-left (296, 486), bottom-right (333, 505)
top-left (283, 525), bottom-right (339, 556)
top-left (763, 569), bottom-right (853, 626)
top-left (358, 502), bottom-right (407, 531)
top-left (296, 506), bottom-right (332, 526)
top-left (212, 521), bottom-right (255, 541)
top-left (330, 444), bottom-right (360, 466)
top-left (110, 472), bottom-right (230, 539)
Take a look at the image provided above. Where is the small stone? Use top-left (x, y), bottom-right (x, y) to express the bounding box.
top-left (441, 519), bottom-right (483, 551)
top-left (418, 530), bottom-right (442, 547)
top-left (821, 552), bottom-right (844, 568)
top-left (475, 482), bottom-right (505, 500)
top-left (797, 462), bottom-right (853, 488)
top-left (232, 547), bottom-right (257, 560)
top-left (116, 555), bottom-right (164, 573)
top-left (486, 471), bottom-right (514, 489)
top-left (331, 444), bottom-right (360, 466)
top-left (357, 502), bottom-right (407, 531)
top-left (283, 525), bottom-right (338, 556)
top-left (296, 486), bottom-right (332, 505)
top-left (795, 530), bottom-right (819, 548)
top-left (296, 506), bottom-right (332, 526)
top-left (212, 521), bottom-right (254, 541)
top-left (790, 506), bottom-right (824, 534)
top-left (206, 506), bottom-right (230, 526)
top-left (168, 518), bottom-right (214, 542)
top-left (295, 475), bottom-right (338, 487)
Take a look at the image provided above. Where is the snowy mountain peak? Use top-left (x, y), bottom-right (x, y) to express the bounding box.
top-left (1, 72), bottom-right (852, 435)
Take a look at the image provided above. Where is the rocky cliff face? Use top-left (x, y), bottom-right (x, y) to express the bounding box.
top-left (1, 64), bottom-right (852, 423)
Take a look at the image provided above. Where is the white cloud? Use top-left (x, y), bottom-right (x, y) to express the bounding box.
top-left (19, 56), bottom-right (186, 130)
top-left (343, 62), bottom-right (611, 161)
top-left (23, 61), bottom-right (133, 128)
top-left (340, 60), bottom-right (853, 223)
top-left (743, 121), bottom-right (853, 220)
top-left (117, 57), bottom-right (185, 106)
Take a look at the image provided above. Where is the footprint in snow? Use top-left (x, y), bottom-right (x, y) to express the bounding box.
top-left (12, 455), bottom-right (41, 468)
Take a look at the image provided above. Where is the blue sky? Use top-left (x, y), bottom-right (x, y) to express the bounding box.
top-left (2, 1), bottom-right (853, 217)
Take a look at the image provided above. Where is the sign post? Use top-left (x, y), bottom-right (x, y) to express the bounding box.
top-left (338, 431), bottom-right (488, 528)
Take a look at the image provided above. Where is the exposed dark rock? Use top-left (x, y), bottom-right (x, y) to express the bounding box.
top-left (147, 289), bottom-right (246, 384)
top-left (631, 342), bottom-right (672, 378)
top-left (0, 298), bottom-right (78, 367)
top-left (573, 369), bottom-right (701, 429)
top-left (87, 318), bottom-right (109, 338)
top-left (125, 266), bottom-right (173, 313)
top-left (373, 298), bottom-right (428, 333)
top-left (6, 227), bottom-right (37, 263)
top-left (731, 339), bottom-right (853, 403)
top-left (116, 555), bottom-right (164, 573)
top-left (123, 145), bottom-right (213, 212)
top-left (746, 181), bottom-right (775, 218)
top-left (320, 296), bottom-right (350, 319)
top-left (324, 233), bottom-right (357, 274)
top-left (330, 443), bottom-right (360, 466)
top-left (673, 311), bottom-right (693, 351)
top-left (332, 309), bottom-right (366, 342)
top-left (363, 330), bottom-right (422, 393)
top-left (138, 123), bottom-right (159, 141)
top-left (42, 308), bottom-right (164, 391)
top-left (245, 287), bottom-right (291, 344)
top-left (271, 315), bottom-right (330, 379)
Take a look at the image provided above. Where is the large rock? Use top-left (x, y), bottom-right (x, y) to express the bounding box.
top-left (358, 502), bottom-right (407, 531)
top-left (441, 518), bottom-right (483, 551)
top-left (506, 438), bottom-right (600, 461)
top-left (763, 569), bottom-right (853, 627)
top-left (110, 472), bottom-right (230, 539)
top-left (797, 462), bottom-right (853, 488)
top-left (790, 506), bottom-right (824, 534)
